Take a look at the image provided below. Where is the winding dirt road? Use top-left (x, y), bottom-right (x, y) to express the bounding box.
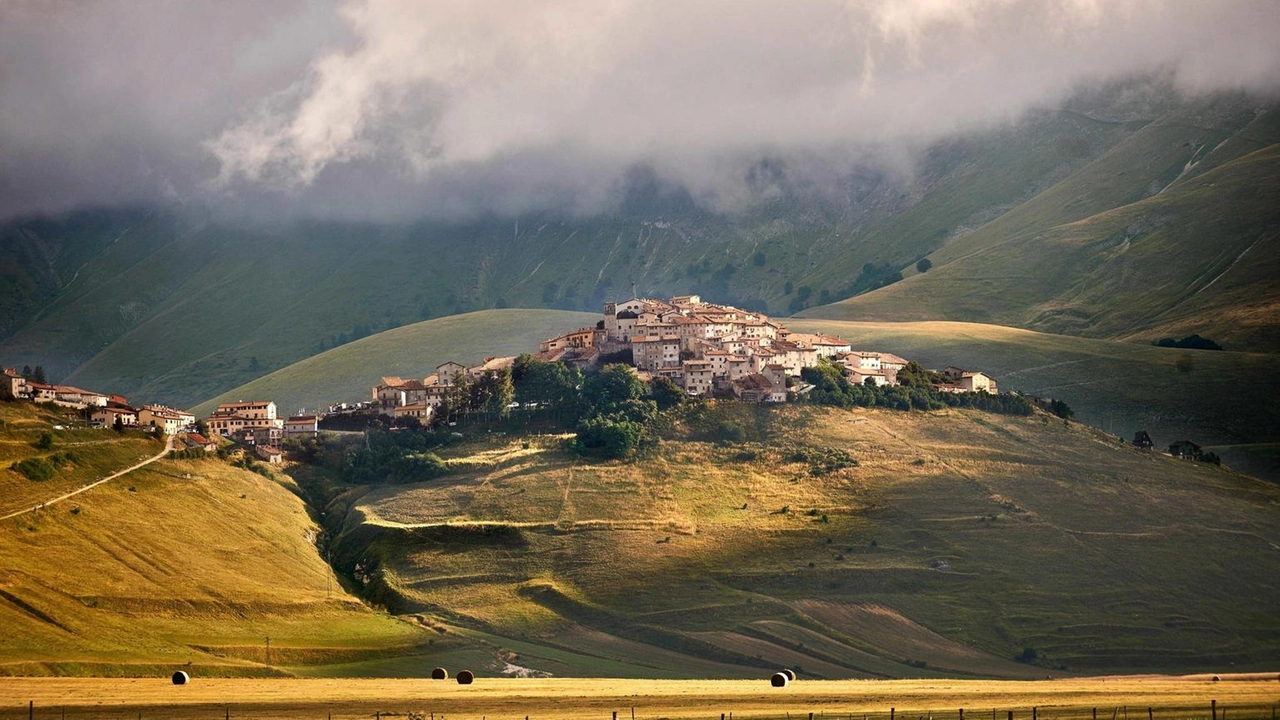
top-left (0, 434), bottom-right (175, 521)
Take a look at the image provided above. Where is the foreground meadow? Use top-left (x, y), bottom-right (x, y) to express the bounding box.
top-left (3, 675), bottom-right (1277, 720)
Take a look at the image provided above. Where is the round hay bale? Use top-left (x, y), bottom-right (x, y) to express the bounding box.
top-left (431, 667), bottom-right (449, 680)
top-left (770, 672), bottom-right (790, 688)
top-left (781, 668), bottom-right (797, 682)
top-left (1212, 675), bottom-right (1221, 682)
top-left (456, 670), bottom-right (475, 685)
top-left (171, 671), bottom-right (190, 685)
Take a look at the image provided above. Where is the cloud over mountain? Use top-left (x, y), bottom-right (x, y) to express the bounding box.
top-left (3, 0), bottom-right (1278, 220)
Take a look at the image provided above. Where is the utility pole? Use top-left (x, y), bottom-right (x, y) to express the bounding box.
top-left (265, 635), bottom-right (270, 666)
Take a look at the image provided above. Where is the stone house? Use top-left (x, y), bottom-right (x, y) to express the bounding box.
top-left (682, 360), bottom-right (714, 396)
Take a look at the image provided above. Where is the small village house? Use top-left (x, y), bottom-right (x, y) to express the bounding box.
top-left (137, 405), bottom-right (194, 435)
top-left (285, 414), bottom-right (319, 437)
top-left (682, 360), bottom-right (714, 396)
top-left (90, 406), bottom-right (138, 428)
top-left (182, 432), bottom-right (218, 452)
top-left (1, 368), bottom-right (26, 400)
top-left (393, 403), bottom-right (435, 423)
top-left (942, 366), bottom-right (998, 393)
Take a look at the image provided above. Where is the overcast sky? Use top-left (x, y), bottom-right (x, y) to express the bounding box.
top-left (2, 0), bottom-right (1278, 221)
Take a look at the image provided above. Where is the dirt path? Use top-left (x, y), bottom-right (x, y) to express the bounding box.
top-left (0, 434), bottom-right (175, 521)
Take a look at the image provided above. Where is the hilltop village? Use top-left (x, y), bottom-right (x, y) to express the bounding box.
top-left (2, 294), bottom-right (1220, 466)
top-left (367, 294), bottom-right (997, 423)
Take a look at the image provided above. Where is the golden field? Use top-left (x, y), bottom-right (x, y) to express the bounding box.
top-left (3, 675), bottom-right (1277, 720)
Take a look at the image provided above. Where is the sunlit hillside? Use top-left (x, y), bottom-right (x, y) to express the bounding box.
top-left (0, 402), bottom-right (429, 676)
top-left (317, 404), bottom-right (1280, 678)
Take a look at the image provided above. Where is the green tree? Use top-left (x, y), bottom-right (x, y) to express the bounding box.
top-left (916, 258), bottom-right (933, 273)
top-left (469, 368), bottom-right (515, 419)
top-left (32, 366), bottom-right (47, 384)
top-left (575, 417), bottom-right (643, 459)
top-left (753, 251), bottom-right (766, 266)
top-left (113, 416), bottom-right (125, 433)
top-left (581, 364), bottom-right (646, 418)
top-left (649, 376), bottom-right (685, 410)
top-left (33, 432), bottom-right (54, 450)
top-left (512, 355), bottom-right (581, 417)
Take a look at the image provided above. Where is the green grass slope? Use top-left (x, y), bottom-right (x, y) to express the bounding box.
top-left (191, 309), bottom-right (596, 417)
top-left (805, 111), bottom-right (1280, 352)
top-left (0, 403), bottom-right (431, 676)
top-left (1, 401), bottom-right (163, 517)
top-left (327, 405), bottom-right (1280, 678)
top-left (788, 319), bottom-right (1280, 481)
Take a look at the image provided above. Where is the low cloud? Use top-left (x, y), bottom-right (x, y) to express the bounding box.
top-left (3, 0), bottom-right (1278, 220)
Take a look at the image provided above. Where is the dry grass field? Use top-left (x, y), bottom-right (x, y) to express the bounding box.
top-left (0, 403), bottom-right (430, 677)
top-left (2, 675), bottom-right (1277, 720)
top-left (328, 404), bottom-right (1280, 679)
top-left (785, 319), bottom-right (1280, 482)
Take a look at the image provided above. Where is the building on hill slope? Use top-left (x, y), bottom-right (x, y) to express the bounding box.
top-left (371, 357), bottom-right (519, 419)
top-left (941, 366), bottom-right (998, 394)
top-left (182, 432), bottom-right (218, 452)
top-left (26, 382), bottom-right (57, 403)
top-left (90, 406), bottom-right (138, 428)
top-left (285, 414), bottom-right (319, 436)
top-left (788, 333), bottom-right (852, 358)
top-left (207, 400), bottom-right (282, 437)
top-left (1, 368), bottom-right (26, 400)
top-left (137, 405), bottom-right (195, 435)
top-left (539, 328), bottom-right (597, 353)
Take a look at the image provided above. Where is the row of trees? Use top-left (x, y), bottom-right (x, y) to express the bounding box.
top-left (802, 360), bottom-right (1034, 415)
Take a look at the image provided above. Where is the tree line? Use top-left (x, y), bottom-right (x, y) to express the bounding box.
top-left (802, 359), bottom-right (1036, 415)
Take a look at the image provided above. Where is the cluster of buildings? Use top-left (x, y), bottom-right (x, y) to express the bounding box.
top-left (204, 400), bottom-right (318, 463)
top-left (2, 367), bottom-right (196, 434)
top-left (537, 295), bottom-right (998, 402)
top-left (370, 357), bottom-right (516, 424)
top-left (365, 295), bottom-right (1002, 418)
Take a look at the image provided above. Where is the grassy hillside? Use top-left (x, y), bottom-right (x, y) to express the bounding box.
top-left (805, 112), bottom-right (1280, 351)
top-left (787, 319), bottom-right (1280, 480)
top-left (191, 309), bottom-right (596, 417)
top-left (323, 404), bottom-right (1280, 678)
top-left (0, 401), bottom-right (164, 517)
top-left (10, 86), bottom-right (1275, 408)
top-left (0, 402), bottom-right (432, 676)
